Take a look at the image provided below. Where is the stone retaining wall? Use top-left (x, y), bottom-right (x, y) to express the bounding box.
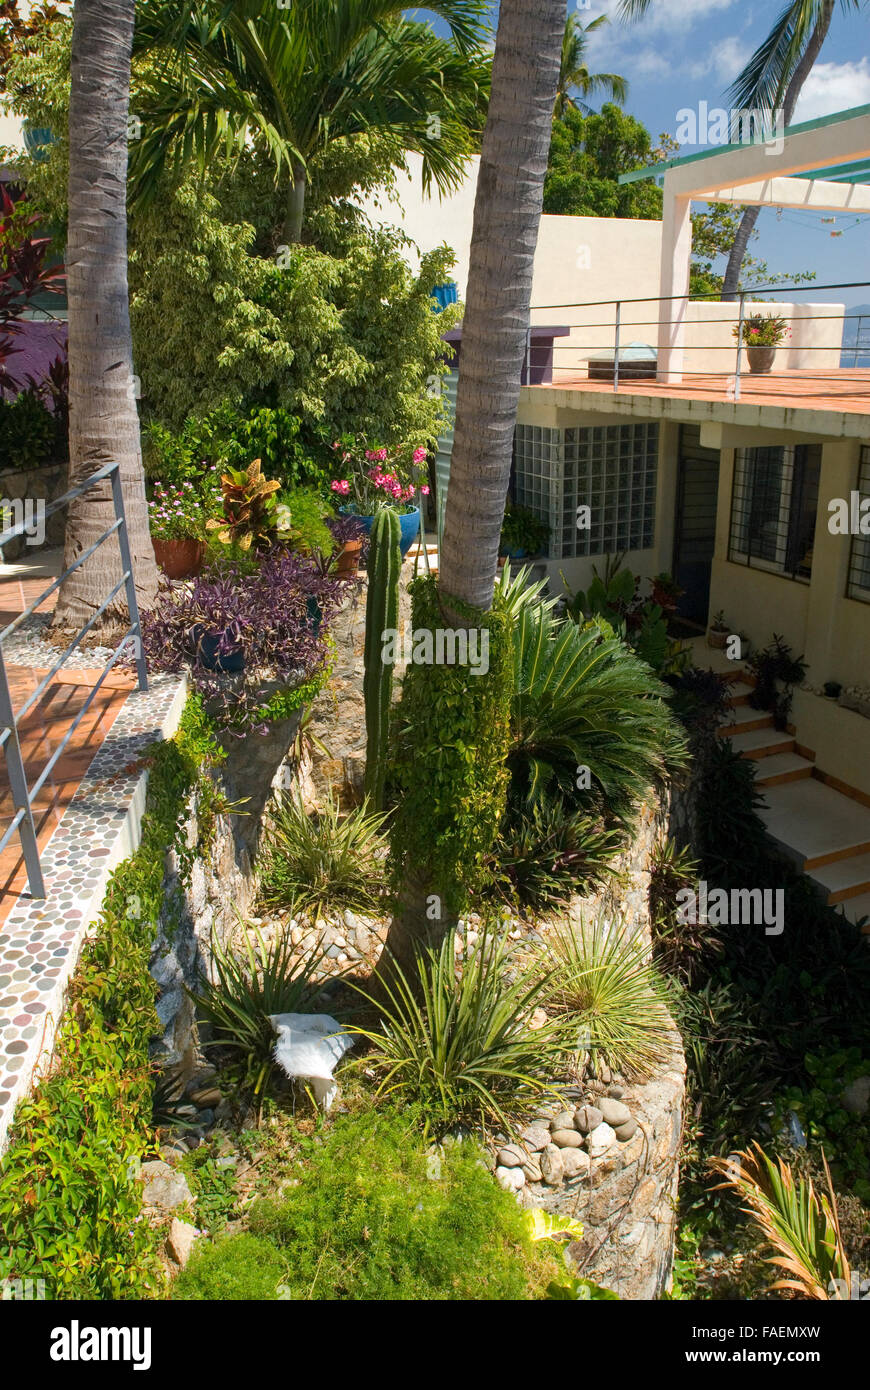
top-left (0, 461), bottom-right (67, 560)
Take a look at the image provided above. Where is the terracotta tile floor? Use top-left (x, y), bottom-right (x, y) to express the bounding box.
top-left (545, 366), bottom-right (870, 414)
top-left (0, 566), bottom-right (134, 924)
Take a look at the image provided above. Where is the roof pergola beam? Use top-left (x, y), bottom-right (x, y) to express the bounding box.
top-left (701, 176), bottom-right (870, 212)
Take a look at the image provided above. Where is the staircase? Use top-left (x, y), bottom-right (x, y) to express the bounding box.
top-left (716, 665), bottom-right (870, 931)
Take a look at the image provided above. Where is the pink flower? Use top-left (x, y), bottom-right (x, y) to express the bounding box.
top-left (413, 447), bottom-right (427, 464)
top-left (330, 480), bottom-right (350, 495)
top-left (421, 485), bottom-right (430, 496)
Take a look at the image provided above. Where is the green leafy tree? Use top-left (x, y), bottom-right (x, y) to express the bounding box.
top-left (544, 102), bottom-right (661, 218)
top-left (130, 0), bottom-right (491, 241)
top-left (554, 13), bottom-right (627, 119)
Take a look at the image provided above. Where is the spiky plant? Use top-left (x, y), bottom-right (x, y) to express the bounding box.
top-left (257, 790), bottom-right (389, 920)
top-left (206, 458), bottom-right (281, 552)
top-left (190, 920), bottom-right (330, 1097)
top-left (547, 913), bottom-right (674, 1078)
top-left (710, 1144), bottom-right (852, 1300)
top-left (488, 796), bottom-right (624, 912)
top-left (351, 925), bottom-right (573, 1136)
top-left (363, 506), bottom-right (402, 810)
top-left (508, 603), bottom-right (687, 815)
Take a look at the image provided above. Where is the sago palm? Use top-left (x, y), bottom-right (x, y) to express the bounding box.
top-left (508, 603), bottom-right (686, 817)
top-left (555, 13), bottom-right (627, 120)
top-left (131, 0), bottom-right (491, 239)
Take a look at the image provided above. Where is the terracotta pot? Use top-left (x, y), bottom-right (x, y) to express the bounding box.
top-left (707, 627), bottom-right (728, 649)
top-left (335, 538), bottom-right (363, 578)
top-left (746, 344), bottom-right (777, 375)
top-left (152, 537), bottom-right (203, 580)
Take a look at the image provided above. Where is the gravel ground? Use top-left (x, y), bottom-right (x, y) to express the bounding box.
top-left (1, 610), bottom-right (138, 671)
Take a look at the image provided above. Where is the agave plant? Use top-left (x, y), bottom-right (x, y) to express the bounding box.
top-left (508, 602), bottom-right (687, 816)
top-left (206, 457), bottom-right (282, 552)
top-left (547, 913), bottom-right (674, 1079)
top-left (190, 919), bottom-right (330, 1098)
top-left (351, 925), bottom-right (573, 1136)
top-left (493, 558), bottom-right (559, 620)
top-left (709, 1144), bottom-right (851, 1300)
top-left (257, 790), bottom-right (389, 920)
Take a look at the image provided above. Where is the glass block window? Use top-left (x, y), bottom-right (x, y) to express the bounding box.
top-left (512, 422), bottom-right (658, 560)
top-left (847, 446), bottom-right (870, 602)
top-left (728, 444), bottom-right (820, 581)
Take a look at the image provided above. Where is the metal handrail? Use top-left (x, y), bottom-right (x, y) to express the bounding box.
top-left (0, 462), bottom-right (148, 900)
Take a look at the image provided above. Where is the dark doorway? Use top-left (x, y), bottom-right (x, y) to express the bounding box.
top-left (672, 424), bottom-right (720, 625)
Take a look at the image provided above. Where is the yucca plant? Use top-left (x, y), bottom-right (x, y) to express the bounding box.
top-left (257, 790), bottom-right (389, 920)
top-left (352, 925), bottom-right (573, 1136)
top-left (206, 458), bottom-right (282, 552)
top-left (508, 603), bottom-right (686, 816)
top-left (649, 838), bottom-right (721, 986)
top-left (547, 913), bottom-right (674, 1079)
top-left (493, 558), bottom-right (559, 620)
top-left (488, 796), bottom-right (624, 912)
top-left (190, 920), bottom-right (329, 1098)
top-left (710, 1144), bottom-right (852, 1300)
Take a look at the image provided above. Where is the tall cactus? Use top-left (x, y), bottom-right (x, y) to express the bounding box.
top-left (363, 506), bottom-right (402, 810)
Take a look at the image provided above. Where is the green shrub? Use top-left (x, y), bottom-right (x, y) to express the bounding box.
top-left (257, 790), bottom-right (389, 920)
top-left (279, 484), bottom-right (335, 555)
top-left (0, 695), bottom-right (222, 1298)
top-left (488, 796), bottom-right (624, 912)
top-left (177, 1110), bottom-right (559, 1300)
top-left (190, 921), bottom-right (330, 1099)
top-left (174, 1233), bottom-right (288, 1300)
top-left (353, 925), bottom-right (571, 1135)
top-left (0, 389), bottom-right (57, 470)
top-left (389, 574), bottom-right (513, 916)
top-left (508, 602), bottom-right (686, 819)
top-left (547, 914), bottom-right (674, 1079)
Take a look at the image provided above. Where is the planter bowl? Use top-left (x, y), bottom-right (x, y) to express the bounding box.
top-left (707, 627), bottom-right (729, 649)
top-left (746, 344), bottom-right (777, 375)
top-left (335, 538), bottom-right (363, 578)
top-left (340, 506), bottom-right (420, 559)
top-left (153, 537), bottom-right (204, 580)
top-left (188, 623), bottom-right (244, 673)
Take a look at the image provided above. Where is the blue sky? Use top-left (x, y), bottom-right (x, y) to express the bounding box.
top-left (418, 1), bottom-right (870, 309)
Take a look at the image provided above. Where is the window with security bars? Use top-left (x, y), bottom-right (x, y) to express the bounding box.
top-left (728, 444), bottom-right (820, 581)
top-left (847, 446), bottom-right (870, 602)
top-left (512, 422), bottom-right (658, 559)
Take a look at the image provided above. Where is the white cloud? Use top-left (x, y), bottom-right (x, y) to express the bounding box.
top-left (792, 60), bottom-right (870, 121)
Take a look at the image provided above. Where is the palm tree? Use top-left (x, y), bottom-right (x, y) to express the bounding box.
top-left (380, 0), bottom-right (565, 976)
top-left (131, 0), bottom-right (491, 242)
top-left (720, 0), bottom-right (847, 299)
top-left (555, 13), bottom-right (628, 120)
top-left (53, 0), bottom-right (158, 635)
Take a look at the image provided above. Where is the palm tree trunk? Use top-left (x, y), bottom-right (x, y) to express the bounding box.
top-left (283, 164), bottom-right (307, 243)
top-left (722, 0), bottom-right (834, 300)
top-left (380, 0), bottom-right (564, 978)
top-left (52, 0), bottom-right (158, 637)
top-left (439, 0), bottom-right (564, 614)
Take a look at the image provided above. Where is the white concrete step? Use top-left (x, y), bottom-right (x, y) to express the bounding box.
top-left (727, 726), bottom-right (795, 759)
top-left (760, 779), bottom-right (870, 870)
top-left (754, 752), bottom-right (815, 787)
top-left (810, 852), bottom-right (870, 904)
top-left (839, 893), bottom-right (870, 930)
top-left (727, 680), bottom-right (756, 707)
top-left (718, 704), bottom-right (773, 736)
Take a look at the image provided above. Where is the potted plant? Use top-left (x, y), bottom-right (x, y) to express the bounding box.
top-left (148, 476), bottom-right (221, 579)
top-left (823, 680), bottom-right (843, 700)
top-left (707, 609), bottom-right (730, 649)
top-left (327, 513), bottom-right (368, 578)
top-left (498, 503), bottom-right (550, 559)
top-left (732, 312), bottom-right (789, 375)
top-left (329, 438), bottom-right (429, 558)
top-left (206, 457), bottom-right (282, 553)
top-left (748, 634), bottom-right (808, 729)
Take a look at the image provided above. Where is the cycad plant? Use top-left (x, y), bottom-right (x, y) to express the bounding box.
top-left (257, 790), bottom-right (389, 919)
top-left (190, 920), bottom-right (330, 1097)
top-left (710, 1144), bottom-right (852, 1300)
top-left (508, 602), bottom-right (686, 816)
top-left (352, 925), bottom-right (572, 1135)
top-left (547, 913), bottom-right (674, 1079)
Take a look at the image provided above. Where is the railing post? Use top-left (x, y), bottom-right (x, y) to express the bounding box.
top-left (0, 649), bottom-right (45, 900)
top-left (734, 292), bottom-right (746, 402)
top-left (109, 464), bottom-right (148, 692)
top-left (854, 314), bottom-right (865, 368)
top-left (613, 301), bottom-right (621, 392)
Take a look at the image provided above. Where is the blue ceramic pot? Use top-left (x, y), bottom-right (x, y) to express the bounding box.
top-left (340, 506), bottom-right (420, 559)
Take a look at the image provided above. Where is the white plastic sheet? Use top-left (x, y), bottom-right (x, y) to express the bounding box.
top-left (268, 1013), bottom-right (353, 1111)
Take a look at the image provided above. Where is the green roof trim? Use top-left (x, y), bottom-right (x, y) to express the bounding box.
top-left (618, 102), bottom-right (870, 186)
